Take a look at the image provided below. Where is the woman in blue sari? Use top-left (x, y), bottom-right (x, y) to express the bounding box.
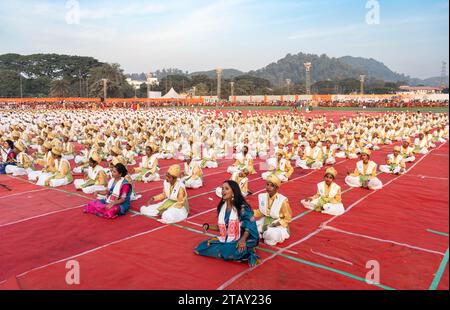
top-left (83, 163), bottom-right (133, 219)
top-left (194, 180), bottom-right (261, 267)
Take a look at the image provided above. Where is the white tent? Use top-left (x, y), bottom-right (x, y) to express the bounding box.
top-left (162, 88), bottom-right (185, 99)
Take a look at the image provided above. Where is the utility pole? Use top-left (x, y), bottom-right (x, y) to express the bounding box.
top-left (79, 70), bottom-right (82, 97)
top-left (304, 62), bottom-right (312, 95)
top-left (441, 62), bottom-right (447, 89)
top-left (216, 68), bottom-right (223, 100)
top-left (19, 73), bottom-right (23, 98)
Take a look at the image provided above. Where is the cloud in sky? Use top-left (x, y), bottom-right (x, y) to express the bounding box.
top-left (0, 0), bottom-right (448, 79)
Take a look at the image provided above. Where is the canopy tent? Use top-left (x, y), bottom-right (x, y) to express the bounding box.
top-left (162, 88), bottom-right (185, 99)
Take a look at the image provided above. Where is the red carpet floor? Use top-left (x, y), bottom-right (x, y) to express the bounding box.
top-left (0, 111), bottom-right (448, 290)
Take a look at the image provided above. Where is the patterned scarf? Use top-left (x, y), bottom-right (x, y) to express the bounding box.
top-left (217, 203), bottom-right (241, 243)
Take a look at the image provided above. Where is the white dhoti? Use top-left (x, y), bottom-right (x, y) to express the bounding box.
top-left (258, 151), bottom-right (268, 158)
top-left (301, 198), bottom-right (345, 216)
top-left (322, 203), bottom-right (345, 216)
top-left (5, 166), bottom-right (32, 176)
top-left (256, 218), bottom-right (289, 246)
top-left (325, 157), bottom-right (336, 165)
top-left (295, 160), bottom-right (323, 170)
top-left (379, 165), bottom-right (402, 174)
top-left (35, 172), bottom-right (55, 186)
top-left (140, 201), bottom-right (164, 217)
top-left (73, 166), bottom-right (86, 174)
top-left (418, 148), bottom-right (429, 154)
top-left (160, 207), bottom-right (188, 224)
top-left (74, 179), bottom-right (106, 194)
top-left (13, 167), bottom-right (33, 177)
top-left (82, 185), bottom-right (106, 195)
top-left (344, 175), bottom-right (383, 190)
top-left (131, 172), bottom-right (160, 183)
top-left (63, 154), bottom-right (75, 161)
top-left (27, 170), bottom-right (40, 181)
top-left (227, 166), bottom-right (240, 174)
top-left (203, 161), bottom-right (218, 169)
top-left (335, 151), bottom-right (346, 158)
top-left (49, 177), bottom-right (70, 188)
top-left (404, 156), bottom-right (415, 162)
top-left (74, 155), bottom-right (86, 164)
top-left (160, 153), bottom-right (174, 159)
top-left (183, 177), bottom-right (203, 189)
top-left (74, 179), bottom-right (86, 189)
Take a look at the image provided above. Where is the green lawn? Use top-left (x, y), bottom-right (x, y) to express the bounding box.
top-left (159, 105), bottom-right (449, 113)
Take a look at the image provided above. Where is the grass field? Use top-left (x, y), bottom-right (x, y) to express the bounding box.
top-left (159, 106), bottom-right (449, 113)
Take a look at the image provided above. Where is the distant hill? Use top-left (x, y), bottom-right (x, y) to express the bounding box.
top-left (408, 76), bottom-right (449, 87)
top-left (190, 69), bottom-right (244, 79)
top-left (248, 52), bottom-right (363, 86)
top-left (338, 56), bottom-right (410, 83)
top-left (127, 53), bottom-right (448, 88)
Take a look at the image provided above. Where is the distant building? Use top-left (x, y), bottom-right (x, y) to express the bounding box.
top-left (398, 86), bottom-right (444, 95)
top-left (126, 72), bottom-right (159, 90)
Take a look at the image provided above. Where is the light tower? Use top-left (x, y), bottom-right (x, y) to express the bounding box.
top-left (440, 62), bottom-right (447, 89)
top-left (216, 68), bottom-right (223, 99)
top-left (304, 62), bottom-right (312, 95)
top-left (230, 81), bottom-right (235, 97)
top-left (101, 78), bottom-right (108, 100)
top-left (146, 72), bottom-right (153, 98)
top-left (286, 78), bottom-right (292, 95)
top-left (359, 75), bottom-right (366, 95)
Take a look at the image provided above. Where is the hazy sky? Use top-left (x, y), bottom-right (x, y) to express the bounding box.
top-left (0, 0), bottom-right (448, 78)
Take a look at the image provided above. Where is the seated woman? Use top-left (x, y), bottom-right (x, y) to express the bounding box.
top-left (182, 155), bottom-right (203, 189)
top-left (131, 145), bottom-right (160, 183)
top-left (295, 137), bottom-right (324, 170)
top-left (227, 146), bottom-right (255, 175)
top-left (345, 149), bottom-right (383, 190)
top-left (262, 151), bottom-right (294, 183)
top-left (83, 163), bottom-right (132, 219)
top-left (379, 146), bottom-right (406, 175)
top-left (46, 146), bottom-right (73, 187)
top-left (254, 175), bottom-right (292, 246)
top-left (74, 153), bottom-right (108, 194)
top-left (301, 167), bottom-right (345, 216)
top-left (5, 141), bottom-right (34, 176)
top-left (0, 140), bottom-right (17, 174)
top-left (194, 180), bottom-right (261, 267)
top-left (140, 164), bottom-right (189, 224)
top-left (216, 168), bottom-right (250, 198)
